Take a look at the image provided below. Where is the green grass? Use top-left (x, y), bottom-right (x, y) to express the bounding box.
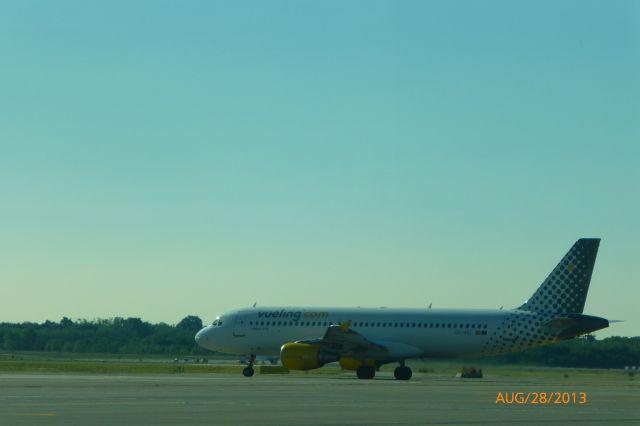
top-left (0, 359), bottom-right (244, 374)
top-left (0, 352), bottom-right (632, 379)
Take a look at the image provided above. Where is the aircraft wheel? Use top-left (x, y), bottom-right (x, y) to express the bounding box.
top-left (242, 366), bottom-right (254, 377)
top-left (356, 366), bottom-right (375, 379)
top-left (394, 366), bottom-right (412, 380)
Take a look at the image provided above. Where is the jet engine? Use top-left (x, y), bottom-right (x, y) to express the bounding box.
top-left (280, 342), bottom-right (339, 370)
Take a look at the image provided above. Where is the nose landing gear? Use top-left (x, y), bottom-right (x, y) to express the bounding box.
top-left (242, 354), bottom-right (256, 377)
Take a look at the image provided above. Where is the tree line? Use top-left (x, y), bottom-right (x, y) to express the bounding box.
top-left (490, 335), bottom-right (640, 369)
top-left (0, 317), bottom-right (638, 368)
top-left (0, 316), bottom-right (209, 355)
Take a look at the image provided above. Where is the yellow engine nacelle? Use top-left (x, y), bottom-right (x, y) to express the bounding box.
top-left (339, 357), bottom-right (376, 371)
top-left (280, 342), bottom-right (339, 371)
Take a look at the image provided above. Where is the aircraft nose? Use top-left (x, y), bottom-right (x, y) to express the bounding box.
top-left (195, 327), bottom-right (207, 346)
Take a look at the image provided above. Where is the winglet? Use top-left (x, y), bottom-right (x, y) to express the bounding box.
top-left (340, 320), bottom-right (351, 333)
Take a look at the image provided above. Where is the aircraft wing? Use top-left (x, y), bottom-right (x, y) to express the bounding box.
top-left (320, 321), bottom-right (386, 354)
top-left (300, 321), bottom-right (422, 361)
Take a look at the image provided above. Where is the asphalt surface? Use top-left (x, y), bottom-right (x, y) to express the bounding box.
top-left (0, 372), bottom-right (638, 425)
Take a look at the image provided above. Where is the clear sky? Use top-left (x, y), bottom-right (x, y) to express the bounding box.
top-left (0, 1), bottom-right (638, 338)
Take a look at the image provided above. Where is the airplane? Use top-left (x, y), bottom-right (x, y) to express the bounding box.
top-left (195, 238), bottom-right (609, 380)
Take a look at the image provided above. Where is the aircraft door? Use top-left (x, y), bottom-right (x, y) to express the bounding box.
top-left (233, 315), bottom-right (246, 337)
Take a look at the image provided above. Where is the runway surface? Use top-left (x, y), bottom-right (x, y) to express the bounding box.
top-left (0, 372), bottom-right (638, 425)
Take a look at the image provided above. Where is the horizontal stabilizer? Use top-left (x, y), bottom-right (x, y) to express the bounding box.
top-left (542, 314), bottom-right (608, 338)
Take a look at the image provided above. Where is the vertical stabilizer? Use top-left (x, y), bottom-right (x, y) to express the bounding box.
top-left (518, 239), bottom-right (600, 314)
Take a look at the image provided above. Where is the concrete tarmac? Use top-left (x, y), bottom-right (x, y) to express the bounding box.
top-left (0, 372), bottom-right (638, 425)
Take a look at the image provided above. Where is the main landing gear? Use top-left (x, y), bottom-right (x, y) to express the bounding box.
top-left (242, 354), bottom-right (256, 377)
top-left (394, 360), bottom-right (412, 381)
top-left (356, 365), bottom-right (376, 379)
top-left (356, 361), bottom-right (412, 380)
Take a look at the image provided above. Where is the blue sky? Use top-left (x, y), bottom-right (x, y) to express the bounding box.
top-left (0, 1), bottom-right (638, 337)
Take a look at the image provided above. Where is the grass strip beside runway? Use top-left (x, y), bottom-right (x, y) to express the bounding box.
top-left (0, 359), bottom-right (244, 374)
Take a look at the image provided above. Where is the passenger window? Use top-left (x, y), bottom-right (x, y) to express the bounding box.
top-left (447, 324), bottom-right (451, 328)
top-left (484, 324), bottom-right (488, 329)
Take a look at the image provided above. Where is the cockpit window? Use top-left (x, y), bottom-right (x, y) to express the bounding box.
top-left (211, 318), bottom-right (222, 326)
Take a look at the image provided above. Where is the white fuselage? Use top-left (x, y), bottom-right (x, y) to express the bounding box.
top-left (196, 306), bottom-right (552, 359)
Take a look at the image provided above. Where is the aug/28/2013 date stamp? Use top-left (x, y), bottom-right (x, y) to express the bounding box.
top-left (496, 391), bottom-right (587, 405)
